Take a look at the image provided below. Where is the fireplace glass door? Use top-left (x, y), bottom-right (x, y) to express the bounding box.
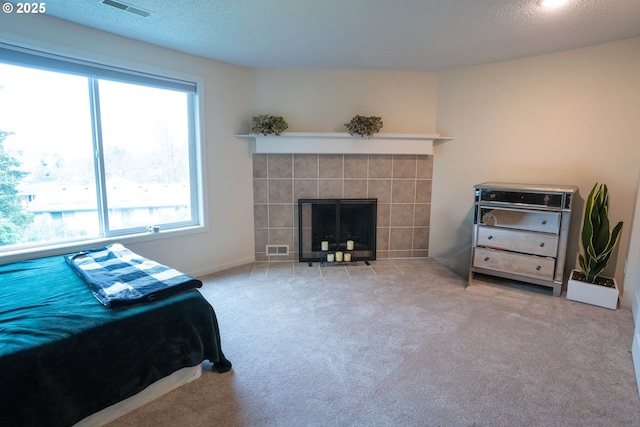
top-left (298, 198), bottom-right (377, 263)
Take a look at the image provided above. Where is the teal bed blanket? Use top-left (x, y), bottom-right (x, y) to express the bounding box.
top-left (0, 254), bottom-right (231, 426)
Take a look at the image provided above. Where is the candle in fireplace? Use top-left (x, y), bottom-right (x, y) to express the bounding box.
top-left (346, 240), bottom-right (354, 250)
top-left (335, 251), bottom-right (343, 262)
top-left (321, 241), bottom-right (329, 251)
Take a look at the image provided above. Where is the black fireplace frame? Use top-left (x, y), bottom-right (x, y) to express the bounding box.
top-left (298, 198), bottom-right (377, 264)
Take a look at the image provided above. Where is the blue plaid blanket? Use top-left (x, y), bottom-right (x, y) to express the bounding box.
top-left (65, 243), bottom-right (202, 307)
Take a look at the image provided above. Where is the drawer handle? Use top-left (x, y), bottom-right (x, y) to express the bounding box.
top-left (539, 242), bottom-right (545, 247)
top-left (488, 235), bottom-right (493, 240)
top-left (484, 257), bottom-right (490, 261)
top-left (536, 265), bottom-right (541, 271)
top-left (542, 220), bottom-right (547, 225)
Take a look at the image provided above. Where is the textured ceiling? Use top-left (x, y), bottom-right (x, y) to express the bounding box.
top-left (21, 0), bottom-right (640, 71)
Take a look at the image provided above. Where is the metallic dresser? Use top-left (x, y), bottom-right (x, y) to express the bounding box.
top-left (470, 182), bottom-right (578, 296)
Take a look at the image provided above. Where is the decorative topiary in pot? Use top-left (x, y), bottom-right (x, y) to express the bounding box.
top-left (250, 114), bottom-right (289, 136)
top-left (344, 115), bottom-right (383, 138)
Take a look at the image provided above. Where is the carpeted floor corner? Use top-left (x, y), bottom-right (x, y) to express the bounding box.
top-left (108, 259), bottom-right (640, 426)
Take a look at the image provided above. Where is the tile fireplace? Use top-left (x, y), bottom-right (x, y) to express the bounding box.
top-left (253, 153), bottom-right (433, 262)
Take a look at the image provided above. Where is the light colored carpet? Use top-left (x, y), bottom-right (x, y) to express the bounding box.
top-left (108, 258), bottom-right (640, 426)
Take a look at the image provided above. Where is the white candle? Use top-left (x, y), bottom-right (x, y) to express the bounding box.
top-left (321, 241), bottom-right (329, 251)
top-left (335, 251), bottom-right (343, 262)
top-left (346, 240), bottom-right (354, 250)
top-left (344, 253), bottom-right (352, 262)
top-left (326, 253), bottom-right (335, 262)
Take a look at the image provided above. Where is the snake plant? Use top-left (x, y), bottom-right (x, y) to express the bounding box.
top-left (578, 183), bottom-right (623, 283)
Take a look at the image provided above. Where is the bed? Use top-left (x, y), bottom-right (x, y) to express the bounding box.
top-left (0, 247), bottom-right (231, 426)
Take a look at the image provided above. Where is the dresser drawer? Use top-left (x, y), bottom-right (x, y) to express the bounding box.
top-left (477, 226), bottom-right (558, 257)
top-left (480, 208), bottom-right (560, 234)
top-left (473, 247), bottom-right (555, 280)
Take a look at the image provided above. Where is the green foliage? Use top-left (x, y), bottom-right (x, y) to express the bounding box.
top-left (0, 130), bottom-right (32, 245)
top-left (578, 183), bottom-right (624, 283)
top-left (250, 115), bottom-right (289, 136)
top-left (344, 115), bottom-right (383, 138)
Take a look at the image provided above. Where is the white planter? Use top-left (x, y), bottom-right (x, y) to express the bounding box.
top-left (566, 269), bottom-right (619, 310)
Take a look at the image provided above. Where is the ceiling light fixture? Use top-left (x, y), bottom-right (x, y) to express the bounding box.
top-left (538, 0), bottom-right (569, 9)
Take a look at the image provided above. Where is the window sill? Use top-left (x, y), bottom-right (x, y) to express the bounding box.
top-left (0, 225), bottom-right (206, 265)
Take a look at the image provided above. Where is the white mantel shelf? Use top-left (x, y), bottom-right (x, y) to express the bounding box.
top-left (235, 132), bottom-right (454, 155)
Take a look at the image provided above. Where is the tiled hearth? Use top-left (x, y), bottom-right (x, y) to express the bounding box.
top-left (253, 153), bottom-right (433, 262)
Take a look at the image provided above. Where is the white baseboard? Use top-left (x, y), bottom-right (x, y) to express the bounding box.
top-left (189, 256), bottom-right (255, 278)
top-left (633, 331), bottom-right (640, 397)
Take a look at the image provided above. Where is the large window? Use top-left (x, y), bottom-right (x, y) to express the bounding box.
top-left (0, 44), bottom-right (201, 253)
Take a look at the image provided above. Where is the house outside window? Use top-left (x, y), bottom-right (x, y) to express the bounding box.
top-left (0, 43), bottom-right (202, 253)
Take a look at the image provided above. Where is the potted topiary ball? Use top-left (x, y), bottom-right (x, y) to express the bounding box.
top-left (344, 115), bottom-right (383, 138)
top-left (250, 115), bottom-right (289, 136)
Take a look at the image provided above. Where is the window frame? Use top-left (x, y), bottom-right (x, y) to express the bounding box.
top-left (0, 42), bottom-right (207, 261)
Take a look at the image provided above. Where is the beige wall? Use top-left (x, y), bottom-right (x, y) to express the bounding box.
top-left (434, 37), bottom-right (640, 306)
top-left (251, 69), bottom-right (438, 133)
top-left (0, 14), bottom-right (256, 275)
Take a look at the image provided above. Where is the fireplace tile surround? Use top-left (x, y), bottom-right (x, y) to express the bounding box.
top-left (253, 153), bottom-right (433, 262)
